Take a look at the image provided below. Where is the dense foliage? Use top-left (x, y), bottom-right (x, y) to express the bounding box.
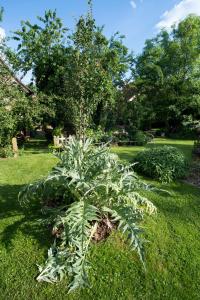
top-left (134, 146), bottom-right (187, 183)
top-left (0, 69), bottom-right (41, 155)
top-left (19, 137), bottom-right (156, 292)
top-left (130, 130), bottom-right (150, 146)
top-left (0, 8), bottom-right (41, 155)
top-left (1, 4), bottom-right (200, 141)
top-left (10, 4), bottom-right (133, 136)
top-left (134, 15), bottom-right (200, 133)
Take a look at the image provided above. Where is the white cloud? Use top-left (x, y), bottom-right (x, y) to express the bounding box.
top-left (0, 27), bottom-right (5, 41)
top-left (130, 1), bottom-right (137, 9)
top-left (156, 0), bottom-right (200, 30)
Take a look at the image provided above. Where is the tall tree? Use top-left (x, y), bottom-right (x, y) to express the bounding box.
top-left (135, 15), bottom-right (200, 132)
top-left (9, 2), bottom-right (133, 136)
top-left (0, 7), bottom-right (41, 148)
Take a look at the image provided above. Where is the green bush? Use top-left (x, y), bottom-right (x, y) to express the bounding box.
top-left (52, 126), bottom-right (63, 137)
top-left (134, 146), bottom-right (187, 183)
top-left (0, 146), bottom-right (13, 158)
top-left (132, 130), bottom-right (148, 146)
top-left (48, 144), bottom-right (62, 151)
top-left (19, 137), bottom-right (157, 292)
top-left (0, 108), bottom-right (16, 148)
top-left (85, 126), bottom-right (112, 143)
top-left (86, 128), bottom-right (152, 146)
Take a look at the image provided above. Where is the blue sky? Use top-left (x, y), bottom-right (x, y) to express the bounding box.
top-left (1, 0), bottom-right (200, 54)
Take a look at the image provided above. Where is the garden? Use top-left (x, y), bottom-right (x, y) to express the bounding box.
top-left (0, 1), bottom-right (200, 299)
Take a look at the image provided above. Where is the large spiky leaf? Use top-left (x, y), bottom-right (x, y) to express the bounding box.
top-left (103, 205), bottom-right (145, 262)
top-left (37, 201), bottom-right (99, 292)
top-left (36, 243), bottom-right (69, 283)
top-left (19, 136), bottom-right (159, 292)
top-left (65, 201), bottom-right (99, 248)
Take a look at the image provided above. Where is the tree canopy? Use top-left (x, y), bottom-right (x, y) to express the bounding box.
top-left (10, 6), bottom-right (133, 136)
top-left (0, 8), bottom-right (41, 148)
top-left (1, 3), bottom-right (200, 143)
top-left (134, 14), bottom-right (200, 132)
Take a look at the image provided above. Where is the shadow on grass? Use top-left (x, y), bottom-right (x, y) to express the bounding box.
top-left (112, 146), bottom-right (143, 162)
top-left (0, 184), bottom-right (51, 250)
top-left (153, 182), bottom-right (200, 223)
top-left (23, 139), bottom-right (50, 154)
top-left (117, 151), bottom-right (138, 161)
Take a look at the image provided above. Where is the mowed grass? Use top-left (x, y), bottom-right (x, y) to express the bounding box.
top-left (112, 138), bottom-right (194, 162)
top-left (0, 139), bottom-right (200, 299)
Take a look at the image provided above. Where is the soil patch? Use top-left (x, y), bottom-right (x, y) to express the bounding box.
top-left (51, 217), bottom-right (117, 242)
top-left (93, 218), bottom-right (117, 242)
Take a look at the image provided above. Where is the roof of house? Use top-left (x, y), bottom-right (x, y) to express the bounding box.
top-left (0, 57), bottom-right (34, 96)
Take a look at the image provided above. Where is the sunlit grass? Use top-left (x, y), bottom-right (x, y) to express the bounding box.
top-left (112, 138), bottom-right (194, 162)
top-left (0, 138), bottom-right (199, 299)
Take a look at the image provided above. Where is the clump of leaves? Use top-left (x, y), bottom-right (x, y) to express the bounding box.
top-left (134, 146), bottom-right (187, 183)
top-left (132, 130), bottom-right (149, 146)
top-left (0, 145), bottom-right (13, 158)
top-left (19, 137), bottom-right (156, 292)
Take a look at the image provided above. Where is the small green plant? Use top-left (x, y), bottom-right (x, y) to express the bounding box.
top-left (48, 144), bottom-right (63, 153)
top-left (86, 126), bottom-right (105, 143)
top-left (134, 146), bottom-right (187, 183)
top-left (19, 137), bottom-right (157, 292)
top-left (0, 145), bottom-right (13, 158)
top-left (52, 127), bottom-right (63, 137)
top-left (133, 131), bottom-right (148, 146)
top-left (85, 126), bottom-right (113, 144)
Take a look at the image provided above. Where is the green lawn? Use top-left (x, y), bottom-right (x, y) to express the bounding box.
top-left (112, 138), bottom-right (194, 162)
top-left (0, 139), bottom-right (200, 299)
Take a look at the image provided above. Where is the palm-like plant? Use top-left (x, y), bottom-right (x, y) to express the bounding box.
top-left (19, 137), bottom-right (156, 292)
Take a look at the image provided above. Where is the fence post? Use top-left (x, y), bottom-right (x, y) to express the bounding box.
top-left (12, 137), bottom-right (18, 158)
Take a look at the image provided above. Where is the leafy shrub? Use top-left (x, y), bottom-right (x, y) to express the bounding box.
top-left (112, 128), bottom-right (129, 143)
top-left (131, 130), bottom-right (149, 146)
top-left (134, 146), bottom-right (187, 183)
top-left (85, 127), bottom-right (152, 146)
top-left (48, 144), bottom-right (63, 153)
top-left (19, 137), bottom-right (157, 292)
top-left (0, 146), bottom-right (13, 158)
top-left (178, 115), bottom-right (200, 139)
top-left (85, 126), bottom-right (104, 143)
top-left (52, 126), bottom-right (63, 137)
top-left (85, 126), bottom-right (112, 144)
top-left (0, 108), bottom-right (16, 147)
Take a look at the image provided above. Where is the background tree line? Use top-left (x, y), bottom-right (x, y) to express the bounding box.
top-left (0, 2), bottom-right (200, 150)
